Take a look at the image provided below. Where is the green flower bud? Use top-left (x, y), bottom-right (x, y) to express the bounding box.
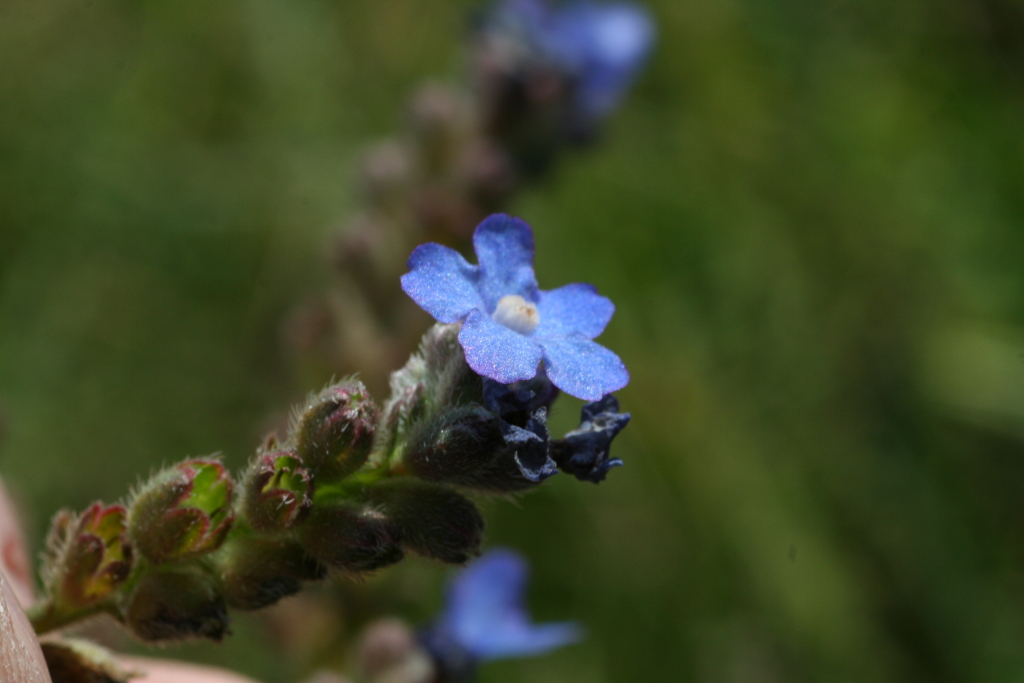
top-left (128, 459), bottom-right (235, 564)
top-left (365, 481), bottom-right (483, 564)
top-left (122, 565), bottom-right (229, 643)
top-left (240, 450), bottom-right (313, 533)
top-left (297, 503), bottom-right (403, 573)
top-left (41, 503), bottom-right (133, 609)
top-left (293, 381), bottom-right (379, 481)
top-left (219, 537), bottom-right (324, 611)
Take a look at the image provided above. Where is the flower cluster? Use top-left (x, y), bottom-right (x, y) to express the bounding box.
top-left (28, 212), bottom-right (632, 683)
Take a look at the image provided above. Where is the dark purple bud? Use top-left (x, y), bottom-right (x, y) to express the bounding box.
top-left (128, 459), bottom-right (235, 564)
top-left (297, 503), bottom-right (404, 574)
top-left (240, 450), bottom-right (313, 533)
top-left (293, 381), bottom-right (380, 482)
top-left (42, 503), bottom-right (133, 609)
top-left (122, 565), bottom-right (229, 643)
top-left (366, 481), bottom-right (483, 564)
top-left (550, 395), bottom-right (630, 483)
top-left (220, 537), bottom-right (325, 611)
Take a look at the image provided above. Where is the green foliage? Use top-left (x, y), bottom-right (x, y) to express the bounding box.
top-left (3, 0), bottom-right (1024, 681)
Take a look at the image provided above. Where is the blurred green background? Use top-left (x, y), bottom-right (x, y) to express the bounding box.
top-left (4, 0), bottom-right (1024, 681)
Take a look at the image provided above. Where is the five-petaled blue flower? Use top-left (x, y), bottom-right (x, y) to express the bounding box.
top-left (420, 548), bottom-right (581, 680)
top-left (401, 214), bottom-right (628, 400)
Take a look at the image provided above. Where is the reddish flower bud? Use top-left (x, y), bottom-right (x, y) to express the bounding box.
top-left (128, 459), bottom-right (235, 564)
top-left (293, 381), bottom-right (380, 481)
top-left (240, 450), bottom-right (313, 533)
top-left (42, 503), bottom-right (133, 608)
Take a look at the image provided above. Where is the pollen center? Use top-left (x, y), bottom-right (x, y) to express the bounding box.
top-left (492, 294), bottom-right (540, 335)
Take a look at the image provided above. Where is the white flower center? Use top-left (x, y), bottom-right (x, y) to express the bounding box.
top-left (492, 294), bottom-right (540, 335)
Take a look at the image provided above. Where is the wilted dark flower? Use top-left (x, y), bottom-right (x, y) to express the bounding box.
top-left (551, 393), bottom-right (630, 482)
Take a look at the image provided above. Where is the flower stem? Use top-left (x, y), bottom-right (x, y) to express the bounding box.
top-left (27, 599), bottom-right (106, 636)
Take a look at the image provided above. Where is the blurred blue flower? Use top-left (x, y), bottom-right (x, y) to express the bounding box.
top-left (420, 549), bottom-right (581, 681)
top-left (552, 394), bottom-right (630, 482)
top-left (487, 0), bottom-right (655, 121)
top-left (400, 213), bottom-right (628, 400)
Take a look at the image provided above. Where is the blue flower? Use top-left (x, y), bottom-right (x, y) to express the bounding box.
top-left (400, 214), bottom-right (628, 401)
top-left (486, 0), bottom-right (655, 121)
top-left (484, 377), bottom-right (559, 482)
top-left (420, 549), bottom-right (581, 680)
top-left (551, 394), bottom-right (630, 483)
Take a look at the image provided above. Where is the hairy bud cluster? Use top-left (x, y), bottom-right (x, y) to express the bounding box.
top-left (30, 323), bottom-right (629, 647)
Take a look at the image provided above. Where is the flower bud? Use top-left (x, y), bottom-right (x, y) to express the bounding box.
top-left (128, 459), bottom-right (235, 564)
top-left (122, 565), bottom-right (229, 642)
top-left (219, 537), bottom-right (324, 611)
top-left (41, 503), bottom-right (133, 609)
top-left (297, 503), bottom-right (403, 574)
top-left (240, 450), bottom-right (313, 532)
top-left (293, 381), bottom-right (379, 481)
top-left (365, 481), bottom-right (483, 564)
top-left (403, 406), bottom-right (504, 485)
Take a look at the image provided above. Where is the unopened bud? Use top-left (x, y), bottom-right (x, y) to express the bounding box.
top-left (240, 450), bottom-right (313, 532)
top-left (123, 565), bottom-right (229, 642)
top-left (220, 537), bottom-right (324, 611)
top-left (41, 503), bottom-right (133, 610)
top-left (365, 481), bottom-right (483, 564)
top-left (404, 406), bottom-right (504, 485)
top-left (298, 503), bottom-right (403, 573)
top-left (293, 381), bottom-right (379, 482)
top-left (128, 459), bottom-right (235, 564)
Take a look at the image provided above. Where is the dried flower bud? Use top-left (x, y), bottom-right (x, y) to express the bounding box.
top-left (240, 450), bottom-right (313, 532)
top-left (365, 481), bottom-right (483, 564)
top-left (128, 459), bottom-right (235, 564)
top-left (297, 503), bottom-right (403, 574)
top-left (122, 565), bottom-right (229, 643)
top-left (42, 503), bottom-right (132, 609)
top-left (293, 381), bottom-right (380, 481)
top-left (219, 537), bottom-right (324, 611)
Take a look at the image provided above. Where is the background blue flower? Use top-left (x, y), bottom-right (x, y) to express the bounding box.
top-left (401, 214), bottom-right (629, 400)
top-left (420, 548), bottom-right (581, 680)
top-left (486, 0), bottom-right (655, 122)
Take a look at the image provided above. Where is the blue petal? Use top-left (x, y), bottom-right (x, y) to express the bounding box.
top-left (472, 214), bottom-right (539, 311)
top-left (541, 336), bottom-right (629, 401)
top-left (535, 283), bottom-right (615, 339)
top-left (459, 309), bottom-right (543, 383)
top-left (546, 2), bottom-right (655, 118)
top-left (401, 243), bottom-right (484, 324)
top-left (443, 549), bottom-right (527, 634)
top-left (442, 549), bottom-right (582, 661)
top-left (468, 621), bottom-right (583, 661)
